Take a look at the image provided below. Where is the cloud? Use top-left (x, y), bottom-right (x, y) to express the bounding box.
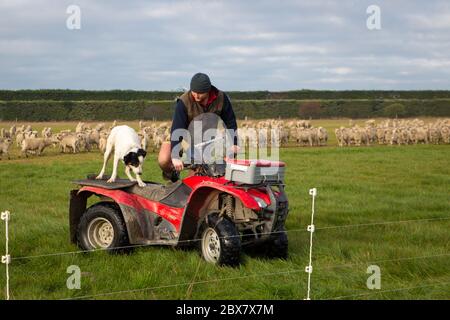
top-left (406, 13), bottom-right (450, 29)
top-left (0, 39), bottom-right (56, 56)
top-left (0, 0), bottom-right (450, 90)
top-left (317, 67), bottom-right (353, 75)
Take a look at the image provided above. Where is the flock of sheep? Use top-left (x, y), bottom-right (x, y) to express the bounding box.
top-left (238, 119), bottom-right (328, 147)
top-left (0, 120), bottom-right (171, 160)
top-left (1, 118), bottom-right (449, 160)
top-left (335, 118), bottom-right (450, 147)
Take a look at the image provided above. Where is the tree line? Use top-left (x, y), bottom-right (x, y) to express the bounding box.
top-left (1, 98), bottom-right (449, 121)
top-left (3, 89), bottom-right (450, 101)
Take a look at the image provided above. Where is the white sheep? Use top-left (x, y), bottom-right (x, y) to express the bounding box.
top-left (58, 134), bottom-right (81, 153)
top-left (21, 137), bottom-right (56, 157)
top-left (0, 138), bottom-right (13, 160)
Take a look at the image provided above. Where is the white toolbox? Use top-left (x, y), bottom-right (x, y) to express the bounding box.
top-left (225, 159), bottom-right (286, 184)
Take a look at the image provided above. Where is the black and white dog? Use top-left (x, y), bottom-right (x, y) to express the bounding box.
top-left (96, 125), bottom-right (147, 187)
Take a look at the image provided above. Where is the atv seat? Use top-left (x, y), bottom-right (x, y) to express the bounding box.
top-left (73, 174), bottom-right (192, 208)
top-left (72, 176), bottom-right (137, 190)
top-left (125, 180), bottom-right (190, 205)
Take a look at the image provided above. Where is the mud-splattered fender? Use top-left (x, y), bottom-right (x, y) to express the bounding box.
top-left (70, 187), bottom-right (183, 245)
top-left (177, 181), bottom-right (265, 243)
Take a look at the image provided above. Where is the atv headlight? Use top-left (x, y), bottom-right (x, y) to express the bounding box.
top-left (252, 196), bottom-right (268, 208)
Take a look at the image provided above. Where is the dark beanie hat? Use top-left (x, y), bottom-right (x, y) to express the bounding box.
top-left (190, 73), bottom-right (211, 93)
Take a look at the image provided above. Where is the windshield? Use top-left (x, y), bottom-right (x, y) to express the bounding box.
top-left (185, 113), bottom-right (234, 165)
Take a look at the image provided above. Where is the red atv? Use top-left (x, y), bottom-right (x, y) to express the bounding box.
top-left (69, 159), bottom-right (289, 266)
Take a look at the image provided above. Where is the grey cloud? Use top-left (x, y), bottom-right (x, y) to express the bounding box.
top-left (0, 0), bottom-right (449, 90)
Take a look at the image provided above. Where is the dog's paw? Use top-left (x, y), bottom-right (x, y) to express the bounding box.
top-left (138, 181), bottom-right (146, 187)
top-left (95, 174), bottom-right (103, 180)
top-left (107, 177), bottom-right (116, 183)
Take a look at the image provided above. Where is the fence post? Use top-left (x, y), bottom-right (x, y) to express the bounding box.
top-left (1, 210), bottom-right (11, 300)
top-left (305, 188), bottom-right (317, 300)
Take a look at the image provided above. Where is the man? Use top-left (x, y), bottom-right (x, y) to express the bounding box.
top-left (158, 73), bottom-right (239, 181)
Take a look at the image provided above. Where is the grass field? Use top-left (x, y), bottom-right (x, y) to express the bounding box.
top-left (0, 119), bottom-right (449, 300)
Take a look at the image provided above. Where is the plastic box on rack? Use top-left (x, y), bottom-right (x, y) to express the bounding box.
top-left (225, 159), bottom-right (285, 184)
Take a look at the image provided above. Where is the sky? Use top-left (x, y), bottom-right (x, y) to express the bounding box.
top-left (1, 0), bottom-right (450, 91)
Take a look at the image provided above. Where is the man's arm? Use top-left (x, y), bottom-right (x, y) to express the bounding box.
top-left (170, 99), bottom-right (188, 159)
top-left (220, 94), bottom-right (239, 146)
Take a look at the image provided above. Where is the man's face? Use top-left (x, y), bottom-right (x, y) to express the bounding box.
top-left (191, 91), bottom-right (209, 103)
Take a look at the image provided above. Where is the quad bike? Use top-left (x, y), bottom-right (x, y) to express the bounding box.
top-left (69, 115), bottom-right (289, 266)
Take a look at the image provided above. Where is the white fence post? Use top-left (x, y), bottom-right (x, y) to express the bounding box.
top-left (1, 210), bottom-right (11, 300)
top-left (305, 188), bottom-right (317, 300)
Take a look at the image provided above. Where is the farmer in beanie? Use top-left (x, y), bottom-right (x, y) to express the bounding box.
top-left (158, 73), bottom-right (239, 181)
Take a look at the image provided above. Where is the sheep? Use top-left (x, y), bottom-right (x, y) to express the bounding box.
top-left (0, 128), bottom-right (10, 139)
top-left (76, 122), bottom-right (88, 133)
top-left (94, 123), bottom-right (105, 131)
top-left (237, 127), bottom-right (252, 149)
top-left (26, 131), bottom-right (38, 139)
top-left (98, 131), bottom-right (110, 154)
top-left (0, 138), bottom-right (13, 160)
top-left (153, 134), bottom-right (167, 151)
top-left (366, 126), bottom-right (377, 144)
top-left (75, 133), bottom-right (88, 151)
top-left (365, 119), bottom-right (376, 127)
top-left (9, 125), bottom-right (16, 138)
top-left (75, 130), bottom-right (100, 151)
top-left (41, 127), bottom-right (52, 138)
top-left (335, 118), bottom-right (450, 147)
top-left (390, 128), bottom-right (403, 145)
top-left (58, 134), bottom-right (81, 153)
top-left (258, 128), bottom-right (269, 148)
top-left (335, 128), bottom-right (344, 147)
top-left (21, 137), bottom-right (56, 157)
top-left (87, 129), bottom-right (100, 149)
top-left (428, 126), bottom-right (441, 144)
top-left (316, 127), bottom-right (328, 146)
top-left (376, 128), bottom-right (387, 145)
top-left (296, 128), bottom-right (314, 147)
top-left (16, 132), bottom-right (27, 147)
top-left (411, 127), bottom-right (428, 144)
top-left (335, 127), bottom-right (352, 147)
top-left (138, 132), bottom-right (148, 151)
top-left (441, 126), bottom-right (450, 144)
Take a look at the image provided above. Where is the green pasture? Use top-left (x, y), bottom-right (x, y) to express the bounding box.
top-left (0, 120), bottom-right (449, 300)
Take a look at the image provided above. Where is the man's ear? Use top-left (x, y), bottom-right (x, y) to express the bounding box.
top-left (137, 148), bottom-right (147, 158)
top-left (123, 152), bottom-right (132, 165)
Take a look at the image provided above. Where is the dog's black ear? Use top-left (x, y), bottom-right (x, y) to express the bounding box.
top-left (123, 152), bottom-right (132, 165)
top-left (137, 148), bottom-right (147, 158)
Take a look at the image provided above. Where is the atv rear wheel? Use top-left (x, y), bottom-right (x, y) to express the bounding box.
top-left (200, 213), bottom-right (241, 266)
top-left (77, 202), bottom-right (129, 253)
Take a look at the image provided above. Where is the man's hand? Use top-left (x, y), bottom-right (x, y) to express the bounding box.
top-left (172, 158), bottom-right (184, 172)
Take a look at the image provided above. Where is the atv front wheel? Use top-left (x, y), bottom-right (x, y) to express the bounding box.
top-left (77, 202), bottom-right (129, 253)
top-left (200, 213), bottom-right (241, 266)
top-left (266, 227), bottom-right (288, 259)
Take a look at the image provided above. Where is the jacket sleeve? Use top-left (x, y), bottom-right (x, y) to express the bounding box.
top-left (220, 94), bottom-right (239, 145)
top-left (170, 99), bottom-right (188, 155)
